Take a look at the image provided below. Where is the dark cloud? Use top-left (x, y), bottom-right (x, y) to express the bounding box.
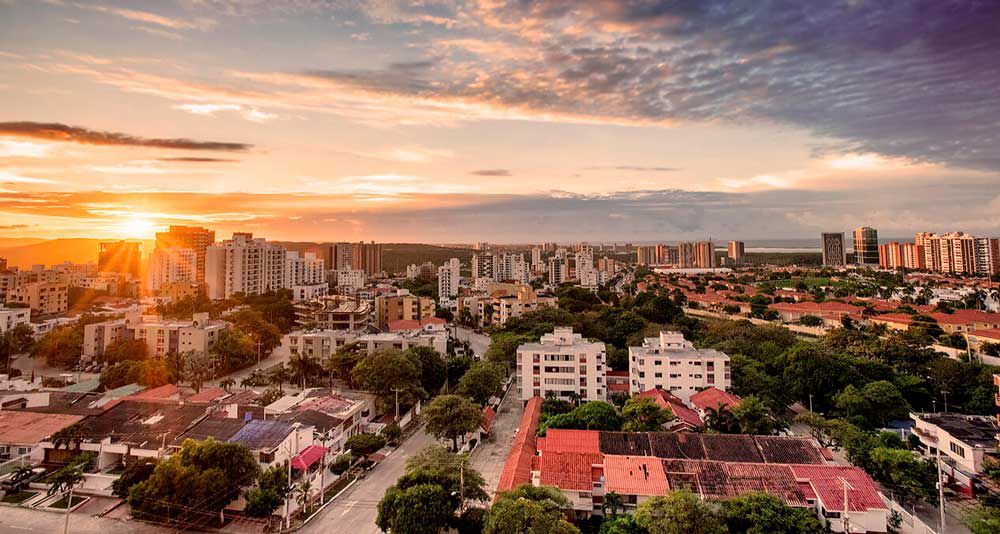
top-left (470, 169), bottom-right (511, 176)
top-left (0, 122), bottom-right (252, 151)
top-left (0, 224), bottom-right (30, 230)
top-left (157, 157), bottom-right (239, 162)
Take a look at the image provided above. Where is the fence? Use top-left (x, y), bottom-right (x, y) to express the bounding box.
top-left (883, 495), bottom-right (939, 534)
top-left (0, 453), bottom-right (30, 477)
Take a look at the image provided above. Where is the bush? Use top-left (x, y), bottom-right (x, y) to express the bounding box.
top-left (330, 453), bottom-right (355, 475)
top-left (344, 433), bottom-right (386, 456)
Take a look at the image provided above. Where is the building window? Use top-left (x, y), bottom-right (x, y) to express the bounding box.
top-left (950, 442), bottom-right (966, 458)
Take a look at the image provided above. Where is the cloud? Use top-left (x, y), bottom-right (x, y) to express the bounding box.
top-left (584, 166), bottom-right (679, 173)
top-left (0, 140), bottom-right (51, 158)
top-left (0, 122), bottom-right (252, 151)
top-left (156, 157), bottom-right (238, 163)
top-left (0, 224), bottom-right (30, 229)
top-left (470, 169), bottom-right (511, 176)
top-left (173, 103), bottom-right (278, 122)
top-left (75, 4), bottom-right (216, 31)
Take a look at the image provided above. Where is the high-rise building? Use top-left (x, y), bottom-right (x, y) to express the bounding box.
top-left (974, 237), bottom-right (1000, 275)
top-left (0, 258), bottom-right (6, 272)
top-left (98, 240), bottom-right (142, 278)
top-left (902, 243), bottom-right (926, 270)
top-left (727, 241), bottom-right (745, 264)
top-left (530, 248), bottom-right (543, 271)
top-left (285, 251), bottom-right (325, 286)
top-left (147, 247), bottom-right (197, 292)
top-left (853, 227), bottom-right (879, 266)
top-left (635, 246), bottom-right (657, 266)
top-left (438, 258), bottom-right (461, 299)
top-left (516, 327), bottom-right (607, 401)
top-left (154, 226), bottom-right (215, 283)
top-left (695, 240), bottom-right (716, 268)
top-left (350, 241), bottom-right (383, 276)
top-left (548, 255), bottom-right (567, 285)
top-left (821, 233), bottom-right (847, 267)
top-left (325, 242), bottom-right (353, 271)
top-left (497, 253), bottom-right (529, 283)
top-left (205, 233), bottom-right (287, 299)
top-left (878, 242), bottom-right (904, 269)
top-left (472, 252), bottom-right (497, 281)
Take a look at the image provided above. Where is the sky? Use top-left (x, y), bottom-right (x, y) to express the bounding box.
top-left (0, 0), bottom-right (998, 243)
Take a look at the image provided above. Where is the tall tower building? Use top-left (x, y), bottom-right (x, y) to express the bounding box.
top-left (98, 240), bottom-right (142, 278)
top-left (727, 241), bottom-right (745, 264)
top-left (853, 227), bottom-right (879, 266)
top-left (205, 233), bottom-right (287, 299)
top-left (350, 241), bottom-right (383, 276)
top-left (154, 226), bottom-right (215, 283)
top-left (438, 258), bottom-right (461, 299)
top-left (821, 233), bottom-right (846, 267)
top-left (326, 242), bottom-right (353, 271)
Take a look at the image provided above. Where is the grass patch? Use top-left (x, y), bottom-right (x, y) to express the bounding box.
top-left (322, 475), bottom-right (355, 500)
top-left (1, 490), bottom-right (38, 504)
top-left (48, 495), bottom-right (87, 509)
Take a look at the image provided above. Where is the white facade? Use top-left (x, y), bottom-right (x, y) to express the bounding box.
top-left (82, 311), bottom-right (226, 360)
top-left (286, 328), bottom-right (447, 359)
top-left (0, 306), bottom-right (30, 334)
top-left (334, 269), bottom-right (366, 289)
top-left (291, 283), bottom-right (329, 302)
top-left (147, 247), bottom-right (196, 292)
top-left (285, 251), bottom-right (325, 287)
top-left (437, 258), bottom-right (461, 298)
top-left (628, 331), bottom-right (731, 401)
top-left (516, 327), bottom-right (607, 401)
top-left (531, 248), bottom-right (543, 272)
top-left (472, 253), bottom-right (496, 282)
top-left (497, 253), bottom-right (529, 283)
top-left (205, 233), bottom-right (287, 299)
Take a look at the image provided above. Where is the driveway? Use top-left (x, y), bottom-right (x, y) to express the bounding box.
top-left (469, 383), bottom-right (524, 498)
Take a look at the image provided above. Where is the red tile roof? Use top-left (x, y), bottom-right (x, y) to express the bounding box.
top-left (770, 301), bottom-right (862, 315)
top-left (538, 451), bottom-right (603, 491)
top-left (604, 455), bottom-right (670, 496)
top-left (0, 411), bottom-right (84, 445)
top-left (541, 429), bottom-right (601, 454)
top-left (969, 328), bottom-right (1000, 341)
top-left (387, 317), bottom-right (447, 332)
top-left (291, 445), bottom-right (329, 471)
top-left (689, 387), bottom-right (741, 412)
top-left (481, 406), bottom-right (496, 433)
top-left (790, 464), bottom-right (886, 513)
top-left (496, 397), bottom-right (542, 494)
top-left (187, 388), bottom-right (227, 403)
top-left (637, 389), bottom-right (703, 429)
top-left (130, 384), bottom-right (181, 400)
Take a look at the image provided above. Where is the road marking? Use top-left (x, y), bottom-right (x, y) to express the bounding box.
top-left (341, 500), bottom-right (357, 516)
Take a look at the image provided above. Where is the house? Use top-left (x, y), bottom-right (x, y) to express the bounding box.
top-left (965, 328), bottom-right (1000, 366)
top-left (769, 301), bottom-right (863, 325)
top-left (910, 412), bottom-right (999, 495)
top-left (0, 411), bottom-right (83, 462)
top-left (635, 388), bottom-right (703, 431)
top-left (689, 387), bottom-right (742, 418)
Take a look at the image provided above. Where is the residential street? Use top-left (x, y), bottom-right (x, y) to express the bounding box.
top-left (453, 326), bottom-right (490, 358)
top-left (298, 425), bottom-right (439, 534)
top-left (0, 506), bottom-right (172, 534)
top-left (469, 382), bottom-right (524, 499)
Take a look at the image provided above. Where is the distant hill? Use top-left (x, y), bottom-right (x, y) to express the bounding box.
top-left (0, 238), bottom-right (104, 268)
top-left (381, 243), bottom-right (474, 274)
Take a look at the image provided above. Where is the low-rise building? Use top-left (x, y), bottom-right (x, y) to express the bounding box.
top-left (516, 327), bottom-right (607, 402)
top-left (375, 290), bottom-right (435, 330)
top-left (0, 305), bottom-right (30, 333)
top-left (285, 327), bottom-right (447, 359)
top-left (7, 282), bottom-right (68, 315)
top-left (628, 331), bottom-right (731, 401)
top-left (82, 311), bottom-right (226, 360)
top-left (910, 412), bottom-right (999, 495)
top-left (294, 295), bottom-right (372, 331)
top-left (0, 411), bottom-right (83, 462)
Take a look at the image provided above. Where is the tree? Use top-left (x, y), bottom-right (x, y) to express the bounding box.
top-left (602, 491), bottom-right (624, 518)
top-left (352, 349), bottom-right (425, 411)
top-left (181, 350), bottom-right (213, 393)
top-left (703, 403), bottom-right (741, 434)
top-left (51, 421), bottom-right (91, 451)
top-left (227, 309), bottom-right (282, 354)
top-left (244, 464), bottom-right (290, 517)
top-left (46, 464), bottom-right (84, 504)
top-left (329, 453), bottom-right (354, 475)
top-left (377, 483), bottom-right (455, 534)
top-left (542, 401), bottom-right (623, 433)
top-left (31, 324), bottom-right (83, 368)
top-left (621, 397), bottom-right (672, 431)
top-left (268, 365), bottom-right (291, 393)
top-left (457, 361), bottom-right (505, 406)
top-left (344, 433), bottom-right (386, 457)
top-left (295, 480), bottom-right (315, 515)
top-left (423, 394), bottom-right (483, 451)
top-left (407, 346), bottom-right (447, 394)
top-left (484, 485), bottom-right (580, 534)
top-left (599, 514), bottom-right (646, 534)
top-left (111, 458), bottom-right (158, 499)
top-left (287, 353), bottom-right (322, 389)
top-left (720, 492), bottom-right (825, 534)
top-left (405, 445), bottom-right (488, 502)
top-left (799, 315), bottom-right (823, 327)
top-left (731, 395), bottom-right (780, 435)
top-left (634, 489), bottom-right (726, 534)
top-left (834, 384), bottom-right (869, 419)
top-left (219, 377), bottom-right (235, 392)
top-left (101, 338), bottom-right (148, 363)
top-left (867, 447), bottom-right (938, 506)
top-left (326, 342), bottom-right (364, 388)
top-left (381, 422), bottom-right (402, 446)
top-left (211, 329), bottom-right (256, 373)
top-left (860, 380), bottom-right (911, 426)
top-left (129, 438), bottom-right (259, 526)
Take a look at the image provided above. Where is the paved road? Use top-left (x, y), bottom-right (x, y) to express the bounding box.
top-left (299, 426), bottom-right (439, 534)
top-left (0, 506), bottom-right (172, 534)
top-left (469, 383), bottom-right (524, 498)
top-left (453, 327), bottom-right (490, 359)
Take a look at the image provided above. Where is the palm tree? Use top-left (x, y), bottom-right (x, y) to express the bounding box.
top-left (703, 404), bottom-right (739, 434)
top-left (295, 480), bottom-right (314, 515)
top-left (47, 465), bottom-right (84, 533)
top-left (602, 491), bottom-right (623, 518)
top-left (8, 465), bottom-right (35, 489)
top-left (181, 350), bottom-right (213, 393)
top-left (269, 366), bottom-right (291, 393)
top-left (219, 377), bottom-right (235, 393)
top-left (287, 354), bottom-right (318, 389)
top-left (51, 421), bottom-right (90, 451)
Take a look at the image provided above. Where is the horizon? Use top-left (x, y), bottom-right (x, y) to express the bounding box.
top-left (2, 2), bottom-right (999, 242)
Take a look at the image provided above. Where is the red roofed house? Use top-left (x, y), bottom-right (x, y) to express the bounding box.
top-left (769, 301), bottom-right (863, 324)
top-left (0, 411), bottom-right (83, 462)
top-left (689, 387), bottom-right (742, 417)
top-left (791, 464), bottom-right (889, 532)
top-left (496, 396), bottom-right (542, 496)
top-left (636, 388), bottom-right (703, 431)
top-left (967, 328), bottom-right (1000, 366)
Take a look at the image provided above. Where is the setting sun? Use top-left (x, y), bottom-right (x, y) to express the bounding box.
top-left (119, 216), bottom-right (155, 239)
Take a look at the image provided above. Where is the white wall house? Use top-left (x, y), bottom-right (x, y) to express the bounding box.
top-left (516, 327), bottom-right (607, 402)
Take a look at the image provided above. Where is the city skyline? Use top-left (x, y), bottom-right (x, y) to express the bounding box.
top-left (2, 1), bottom-right (999, 242)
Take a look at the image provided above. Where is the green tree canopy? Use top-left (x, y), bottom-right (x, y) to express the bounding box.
top-left (634, 489), bottom-right (726, 534)
top-left (352, 349), bottom-right (425, 411)
top-left (621, 397), bottom-right (672, 432)
top-left (423, 394), bottom-right (483, 451)
top-left (720, 492), bottom-right (826, 534)
top-left (458, 361), bottom-right (505, 406)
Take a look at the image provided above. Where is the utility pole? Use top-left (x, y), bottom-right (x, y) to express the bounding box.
top-left (809, 394), bottom-right (814, 413)
top-left (942, 390), bottom-right (949, 413)
top-left (63, 484), bottom-right (74, 534)
top-left (256, 339), bottom-right (262, 369)
top-left (840, 477), bottom-right (850, 534)
top-left (285, 442), bottom-right (293, 530)
top-left (392, 388), bottom-right (402, 421)
top-left (459, 458), bottom-right (465, 514)
top-left (319, 431), bottom-right (328, 506)
top-left (936, 446), bottom-right (946, 533)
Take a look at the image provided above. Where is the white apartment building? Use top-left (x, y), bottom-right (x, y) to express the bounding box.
top-left (472, 252), bottom-right (496, 282)
top-left (497, 253), bottom-right (529, 283)
top-left (910, 412), bottom-right (999, 494)
top-left (205, 233), bottom-right (288, 299)
top-left (285, 328), bottom-right (447, 360)
top-left (628, 331), bottom-right (731, 402)
top-left (438, 258), bottom-right (461, 299)
top-left (291, 284), bottom-right (328, 301)
top-left (516, 327), bottom-right (607, 401)
top-left (548, 255), bottom-right (567, 285)
top-left (83, 311), bottom-right (227, 360)
top-left (530, 248), bottom-right (543, 271)
top-left (334, 269), bottom-right (367, 289)
top-left (0, 305), bottom-right (30, 334)
top-left (285, 251), bottom-right (325, 286)
top-left (147, 247), bottom-right (196, 292)
top-left (405, 261), bottom-right (435, 279)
